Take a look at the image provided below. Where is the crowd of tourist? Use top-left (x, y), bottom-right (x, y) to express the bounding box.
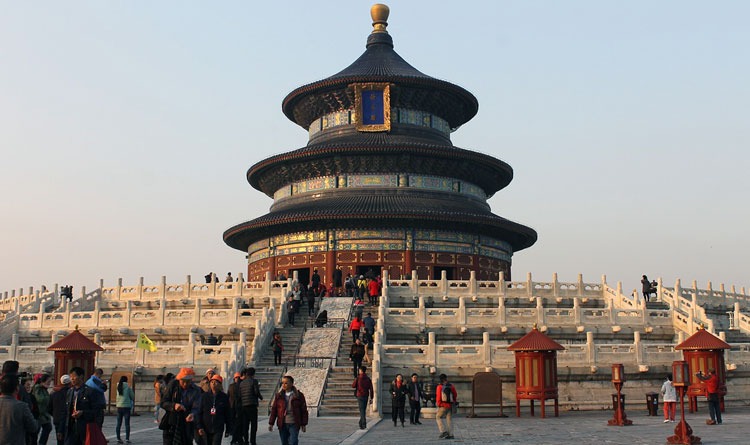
top-left (0, 359), bottom-right (310, 445)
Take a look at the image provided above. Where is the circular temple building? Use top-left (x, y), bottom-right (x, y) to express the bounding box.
top-left (224, 4), bottom-right (537, 285)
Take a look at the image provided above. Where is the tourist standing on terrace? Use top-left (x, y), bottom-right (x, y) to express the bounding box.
top-left (407, 373), bottom-right (423, 425)
top-left (696, 369), bottom-right (722, 425)
top-left (368, 277), bottom-right (381, 306)
top-left (197, 375), bottom-right (231, 445)
top-left (641, 275), bottom-right (653, 302)
top-left (389, 374), bottom-right (408, 427)
top-left (286, 297), bottom-right (296, 327)
top-left (435, 374), bottom-right (457, 440)
top-left (352, 366), bottom-right (373, 430)
top-left (268, 376), bottom-right (308, 445)
top-left (311, 269), bottom-right (320, 291)
top-left (660, 374), bottom-right (676, 423)
top-left (0, 373), bottom-right (39, 445)
top-left (333, 266), bottom-right (343, 297)
top-left (226, 372), bottom-right (242, 445)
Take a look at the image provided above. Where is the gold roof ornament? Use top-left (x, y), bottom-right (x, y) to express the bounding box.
top-left (371, 4), bottom-right (390, 34)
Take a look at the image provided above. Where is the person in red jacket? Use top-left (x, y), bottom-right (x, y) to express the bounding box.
top-left (352, 366), bottom-right (374, 430)
top-left (268, 376), bottom-right (307, 445)
top-left (349, 316), bottom-right (363, 343)
top-left (435, 374), bottom-right (458, 440)
top-left (368, 278), bottom-right (381, 306)
top-left (696, 369), bottom-right (722, 425)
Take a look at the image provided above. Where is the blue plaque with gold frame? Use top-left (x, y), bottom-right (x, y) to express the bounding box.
top-left (352, 83), bottom-right (391, 132)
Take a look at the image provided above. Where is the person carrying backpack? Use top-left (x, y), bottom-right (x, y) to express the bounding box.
top-left (435, 374), bottom-right (457, 439)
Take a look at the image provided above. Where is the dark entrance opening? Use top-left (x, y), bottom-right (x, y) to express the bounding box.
top-left (290, 267), bottom-right (311, 288)
top-left (433, 266), bottom-right (455, 280)
top-left (356, 265), bottom-right (382, 279)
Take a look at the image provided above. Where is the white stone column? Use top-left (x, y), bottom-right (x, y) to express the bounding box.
top-left (498, 271), bottom-right (506, 297)
top-left (137, 277), bottom-right (144, 300)
top-left (418, 297), bottom-right (426, 326)
top-left (552, 272), bottom-right (559, 298)
top-left (427, 332), bottom-right (437, 366)
top-left (586, 331), bottom-right (595, 365)
top-left (536, 297), bottom-right (544, 327)
top-left (440, 270), bottom-right (447, 294)
top-left (497, 297), bottom-right (505, 325)
top-left (194, 299), bottom-right (202, 325)
top-left (526, 272), bottom-right (533, 298)
top-left (469, 270), bottom-right (477, 295)
top-left (185, 275), bottom-right (192, 300)
top-left (458, 297), bottom-right (467, 326)
top-left (577, 273), bottom-right (584, 298)
top-left (573, 298), bottom-right (581, 324)
top-left (634, 331), bottom-right (643, 364)
top-left (482, 331), bottom-right (491, 366)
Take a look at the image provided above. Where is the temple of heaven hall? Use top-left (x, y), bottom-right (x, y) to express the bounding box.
top-left (224, 4), bottom-right (537, 285)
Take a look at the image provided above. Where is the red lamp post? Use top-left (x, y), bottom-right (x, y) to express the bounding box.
top-left (607, 363), bottom-right (632, 426)
top-left (668, 360), bottom-right (702, 444)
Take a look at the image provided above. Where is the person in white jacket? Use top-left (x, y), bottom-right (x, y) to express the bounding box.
top-left (660, 374), bottom-right (677, 422)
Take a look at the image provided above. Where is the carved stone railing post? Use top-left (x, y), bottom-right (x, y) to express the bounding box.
top-left (418, 296), bottom-right (426, 326)
top-left (194, 299), bottom-right (202, 325)
top-left (186, 333), bottom-right (196, 364)
top-left (536, 297), bottom-right (544, 327)
top-left (458, 297), bottom-right (466, 326)
top-left (159, 297), bottom-right (166, 326)
top-left (498, 297), bottom-right (506, 325)
top-left (93, 301), bottom-right (100, 328)
top-left (586, 331), bottom-right (595, 365)
top-left (634, 331), bottom-right (643, 364)
top-left (482, 331), bottom-right (491, 365)
top-left (440, 270), bottom-right (447, 294)
top-left (137, 277), bottom-right (144, 300)
top-left (232, 298), bottom-right (239, 325)
top-left (499, 271), bottom-right (506, 297)
top-left (427, 331), bottom-right (437, 366)
top-left (526, 272), bottom-right (533, 298)
top-left (577, 273), bottom-right (584, 298)
top-left (264, 272), bottom-right (272, 297)
top-left (238, 273), bottom-right (245, 297)
top-left (573, 298), bottom-right (581, 324)
top-left (125, 301), bottom-right (132, 328)
top-left (185, 275), bottom-right (192, 300)
top-left (552, 272), bottom-right (559, 298)
top-left (410, 270), bottom-right (418, 293)
top-left (116, 278), bottom-right (123, 301)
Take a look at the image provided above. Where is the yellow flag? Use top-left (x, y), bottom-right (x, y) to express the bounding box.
top-left (136, 333), bottom-right (157, 352)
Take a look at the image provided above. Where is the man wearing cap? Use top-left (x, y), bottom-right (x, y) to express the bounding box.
top-left (227, 372), bottom-right (242, 445)
top-left (49, 375), bottom-right (71, 445)
top-left (197, 374), bottom-right (231, 445)
top-left (160, 368), bottom-right (202, 445)
top-left (201, 368), bottom-right (217, 393)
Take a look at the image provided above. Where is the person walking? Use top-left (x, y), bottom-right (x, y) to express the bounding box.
top-left (238, 367), bottom-right (263, 445)
top-left (61, 367), bottom-right (97, 445)
top-left (353, 297), bottom-right (365, 319)
top-left (389, 374), bottom-right (408, 428)
top-left (349, 315), bottom-right (363, 343)
top-left (32, 374), bottom-right (54, 445)
top-left (696, 369), bottom-right (722, 425)
top-left (641, 275), bottom-right (652, 302)
top-left (227, 373), bottom-right (242, 445)
top-left (363, 313), bottom-right (375, 346)
top-left (154, 375), bottom-right (165, 424)
top-left (286, 297), bottom-right (296, 327)
top-left (407, 373), bottom-right (423, 425)
top-left (271, 332), bottom-right (284, 366)
top-left (352, 366), bottom-right (373, 430)
top-left (0, 374), bottom-right (39, 445)
top-left (435, 374), bottom-right (457, 439)
top-left (49, 375), bottom-right (71, 445)
top-left (197, 375), bottom-right (231, 445)
top-left (307, 289), bottom-right (316, 317)
top-left (660, 374), bottom-right (677, 423)
top-left (349, 338), bottom-right (366, 379)
top-left (268, 376), bottom-right (308, 445)
top-left (368, 277), bottom-right (381, 306)
top-left (115, 375), bottom-right (135, 444)
top-left (160, 368), bottom-right (202, 445)
top-left (333, 266), bottom-right (343, 296)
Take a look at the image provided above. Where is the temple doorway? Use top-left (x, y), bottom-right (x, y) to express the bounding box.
top-left (433, 266), bottom-right (455, 280)
top-left (356, 265), bottom-right (382, 279)
top-left (290, 267), bottom-right (311, 288)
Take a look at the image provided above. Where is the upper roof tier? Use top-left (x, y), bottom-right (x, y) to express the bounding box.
top-left (282, 4), bottom-right (479, 132)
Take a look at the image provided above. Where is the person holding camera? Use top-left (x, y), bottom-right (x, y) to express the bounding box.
top-left (435, 374), bottom-right (457, 440)
top-left (696, 369), bottom-right (722, 425)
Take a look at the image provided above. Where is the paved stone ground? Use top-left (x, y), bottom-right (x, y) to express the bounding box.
top-left (99, 407), bottom-right (749, 444)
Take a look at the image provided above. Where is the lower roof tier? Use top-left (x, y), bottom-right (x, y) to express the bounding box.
top-left (223, 191), bottom-right (537, 253)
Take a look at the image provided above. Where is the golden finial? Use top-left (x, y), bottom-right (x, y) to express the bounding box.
top-left (371, 4), bottom-right (390, 34)
top-left (75, 324), bottom-right (79, 331)
top-left (699, 323), bottom-right (705, 330)
top-left (533, 322), bottom-right (538, 330)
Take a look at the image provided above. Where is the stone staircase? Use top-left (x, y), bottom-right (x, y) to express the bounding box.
top-left (318, 309), bottom-right (379, 416)
top-left (254, 313), bottom-right (314, 412)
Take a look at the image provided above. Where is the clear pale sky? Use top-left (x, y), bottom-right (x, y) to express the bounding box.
top-left (1, 1), bottom-right (748, 295)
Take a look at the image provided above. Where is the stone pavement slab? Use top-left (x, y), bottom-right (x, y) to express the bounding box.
top-left (98, 407), bottom-right (749, 444)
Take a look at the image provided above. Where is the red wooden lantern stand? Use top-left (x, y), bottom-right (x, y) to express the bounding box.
top-left (667, 360), bottom-right (701, 444)
top-left (675, 327), bottom-right (729, 414)
top-left (607, 363), bottom-right (632, 426)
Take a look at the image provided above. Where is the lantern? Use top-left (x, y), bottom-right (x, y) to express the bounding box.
top-left (675, 326), bottom-right (729, 413)
top-left (672, 360), bottom-right (689, 387)
top-left (667, 361), bottom-right (702, 444)
top-left (607, 363), bottom-right (632, 426)
top-left (611, 364), bottom-right (624, 384)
